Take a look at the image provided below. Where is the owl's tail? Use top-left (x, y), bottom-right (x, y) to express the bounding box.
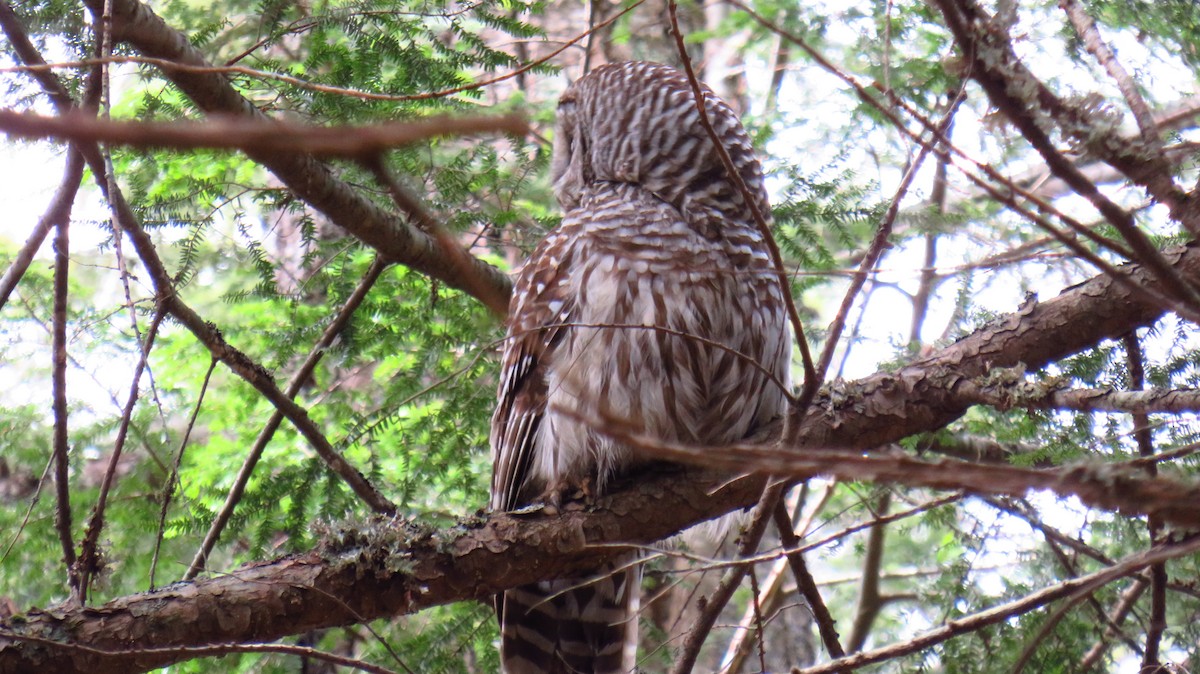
top-left (498, 563), bottom-right (640, 674)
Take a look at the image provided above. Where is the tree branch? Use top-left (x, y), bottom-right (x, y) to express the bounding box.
top-left (791, 536), bottom-right (1200, 674)
top-left (6, 238), bottom-right (1200, 670)
top-left (955, 382), bottom-right (1200, 415)
top-left (77, 0), bottom-right (514, 311)
top-left (0, 469), bottom-right (766, 674)
top-left (0, 109), bottom-right (528, 158)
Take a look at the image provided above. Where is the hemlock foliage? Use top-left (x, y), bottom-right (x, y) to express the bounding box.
top-left (2, 0), bottom-right (1200, 672)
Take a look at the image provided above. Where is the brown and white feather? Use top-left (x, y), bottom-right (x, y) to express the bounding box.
top-left (491, 61), bottom-right (791, 674)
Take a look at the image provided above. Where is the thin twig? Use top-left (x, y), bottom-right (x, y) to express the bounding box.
top-left (186, 256), bottom-right (389, 579)
top-left (0, 0), bottom-right (643, 107)
top-left (721, 485), bottom-right (829, 674)
top-left (845, 492), bottom-right (889, 653)
top-left (77, 0), bottom-right (513, 307)
top-left (664, 8), bottom-right (810, 667)
top-left (77, 309), bottom-right (167, 601)
top-left (954, 383), bottom-right (1200, 415)
top-left (1079, 576), bottom-right (1149, 670)
top-left (362, 156), bottom-right (508, 317)
top-left (669, 481), bottom-right (788, 674)
top-left (666, 0), bottom-right (816, 403)
top-left (1122, 332), bottom-right (1168, 672)
top-left (1009, 590), bottom-right (1096, 674)
top-left (151, 355), bottom-right (217, 588)
top-left (816, 89), bottom-right (964, 388)
top-left (0, 148), bottom-right (85, 311)
top-left (772, 499), bottom-right (846, 663)
top-left (791, 536), bottom-right (1200, 673)
top-left (51, 167), bottom-right (78, 601)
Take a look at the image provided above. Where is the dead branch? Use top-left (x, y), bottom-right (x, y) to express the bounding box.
top-left (5, 237), bottom-right (1200, 670)
top-left (75, 0), bottom-right (513, 309)
top-left (955, 383), bottom-right (1200, 415)
top-left (0, 108), bottom-right (528, 157)
top-left (791, 536), bottom-right (1200, 674)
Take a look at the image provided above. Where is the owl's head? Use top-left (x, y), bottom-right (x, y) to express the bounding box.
top-left (549, 61), bottom-right (769, 234)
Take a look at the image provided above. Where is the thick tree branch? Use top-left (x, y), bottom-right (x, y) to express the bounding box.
top-left (7, 239), bottom-right (1200, 670)
top-left (0, 109), bottom-right (527, 158)
top-left (934, 0), bottom-right (1200, 241)
top-left (77, 0), bottom-right (514, 311)
top-left (0, 469), bottom-right (765, 674)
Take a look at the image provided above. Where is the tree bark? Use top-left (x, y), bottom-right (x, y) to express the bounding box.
top-left (76, 0), bottom-right (513, 310)
top-left (3, 242), bottom-right (1200, 673)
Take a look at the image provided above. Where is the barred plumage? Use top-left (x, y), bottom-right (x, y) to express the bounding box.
top-left (491, 61), bottom-right (791, 673)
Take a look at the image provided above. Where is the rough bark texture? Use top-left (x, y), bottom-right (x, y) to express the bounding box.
top-left (3, 243), bottom-right (1199, 673)
top-left (0, 469), bottom-right (763, 674)
top-left (793, 244), bottom-right (1194, 451)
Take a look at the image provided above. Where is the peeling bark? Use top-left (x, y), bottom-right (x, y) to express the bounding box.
top-left (4, 243), bottom-right (1200, 673)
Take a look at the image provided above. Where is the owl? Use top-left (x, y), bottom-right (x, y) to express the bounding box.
top-left (490, 61), bottom-right (791, 674)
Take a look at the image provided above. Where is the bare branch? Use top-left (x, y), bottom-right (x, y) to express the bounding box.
top-left (0, 108), bottom-right (528, 158)
top-left (1079, 577), bottom-right (1149, 669)
top-left (186, 257), bottom-right (390, 580)
top-left (670, 481), bottom-right (786, 674)
top-left (845, 493), bottom-right (888, 653)
top-left (152, 354), bottom-right (217, 587)
top-left (51, 152), bottom-right (82, 602)
top-left (792, 536), bottom-right (1200, 674)
top-left (955, 382), bottom-right (1200, 415)
top-left (0, 148), bottom-right (85, 311)
top-left (1123, 333), bottom-right (1168, 672)
top-left (77, 309), bottom-right (166, 601)
top-left (76, 0), bottom-right (513, 309)
top-left (1059, 0), bottom-right (1161, 148)
top-left (772, 499), bottom-right (846, 662)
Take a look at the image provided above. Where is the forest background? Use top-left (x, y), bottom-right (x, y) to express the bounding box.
top-left (1, 0), bottom-right (1199, 672)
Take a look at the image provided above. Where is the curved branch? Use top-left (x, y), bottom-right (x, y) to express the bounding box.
top-left (5, 240), bottom-right (1200, 671)
top-left (77, 0), bottom-right (513, 311)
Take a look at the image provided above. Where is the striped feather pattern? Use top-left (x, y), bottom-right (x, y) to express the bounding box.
top-left (491, 62), bottom-right (791, 673)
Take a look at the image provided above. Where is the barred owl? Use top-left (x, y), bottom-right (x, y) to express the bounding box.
top-left (491, 61), bottom-right (791, 673)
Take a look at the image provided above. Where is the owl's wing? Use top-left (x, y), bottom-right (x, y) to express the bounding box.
top-left (490, 231), bottom-right (576, 513)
